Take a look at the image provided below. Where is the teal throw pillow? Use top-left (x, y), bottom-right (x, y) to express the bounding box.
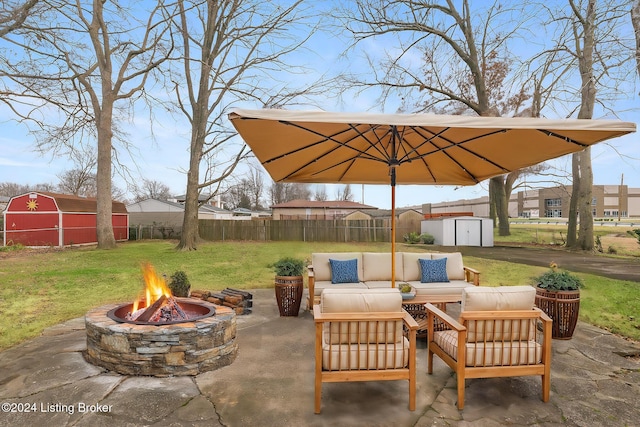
top-left (419, 258), bottom-right (449, 283)
top-left (329, 258), bottom-right (359, 284)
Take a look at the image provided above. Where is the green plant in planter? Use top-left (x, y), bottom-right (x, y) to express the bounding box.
top-left (168, 270), bottom-right (191, 297)
top-left (271, 257), bottom-right (305, 277)
top-left (534, 262), bottom-right (583, 291)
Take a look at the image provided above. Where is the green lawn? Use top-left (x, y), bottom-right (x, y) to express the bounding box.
top-left (1, 239), bottom-right (638, 350)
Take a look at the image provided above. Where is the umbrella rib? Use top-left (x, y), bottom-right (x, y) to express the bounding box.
top-left (539, 129), bottom-right (590, 147)
top-left (408, 127), bottom-right (511, 178)
top-left (270, 121), bottom-right (389, 181)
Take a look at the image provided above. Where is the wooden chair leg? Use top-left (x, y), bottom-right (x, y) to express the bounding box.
top-left (541, 373), bottom-right (550, 402)
top-left (314, 376), bottom-right (322, 414)
top-left (457, 373), bottom-right (465, 410)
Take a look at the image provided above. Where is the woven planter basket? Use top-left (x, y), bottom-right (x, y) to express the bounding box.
top-left (275, 276), bottom-right (303, 317)
top-left (535, 287), bottom-right (580, 339)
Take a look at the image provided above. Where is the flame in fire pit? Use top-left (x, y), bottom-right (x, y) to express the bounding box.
top-left (133, 262), bottom-right (172, 313)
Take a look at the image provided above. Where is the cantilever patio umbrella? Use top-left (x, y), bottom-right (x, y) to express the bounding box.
top-left (228, 108), bottom-right (635, 287)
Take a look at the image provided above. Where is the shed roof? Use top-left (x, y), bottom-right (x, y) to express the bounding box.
top-left (38, 192), bottom-right (128, 213)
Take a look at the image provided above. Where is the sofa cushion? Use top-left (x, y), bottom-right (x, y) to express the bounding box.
top-left (312, 253), bottom-right (363, 282)
top-left (432, 252), bottom-right (465, 280)
top-left (402, 252), bottom-right (433, 282)
top-left (419, 258), bottom-right (449, 283)
top-left (410, 280), bottom-right (474, 296)
top-left (314, 281), bottom-right (367, 296)
top-left (362, 252), bottom-right (404, 282)
top-left (329, 258), bottom-right (359, 284)
top-left (322, 339), bottom-right (410, 370)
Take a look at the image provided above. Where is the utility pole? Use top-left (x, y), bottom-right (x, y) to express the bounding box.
top-left (619, 174), bottom-right (623, 221)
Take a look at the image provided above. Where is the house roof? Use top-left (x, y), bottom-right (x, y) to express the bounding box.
top-left (39, 192), bottom-right (128, 213)
top-left (356, 208), bottom-right (421, 218)
top-left (271, 199), bottom-right (377, 209)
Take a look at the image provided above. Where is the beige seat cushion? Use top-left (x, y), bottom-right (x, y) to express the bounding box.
top-left (313, 280), bottom-right (367, 296)
top-left (322, 340), bottom-right (410, 370)
top-left (434, 330), bottom-right (542, 366)
top-left (410, 280), bottom-right (474, 296)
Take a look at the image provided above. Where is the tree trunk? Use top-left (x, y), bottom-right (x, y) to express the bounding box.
top-left (632, 0), bottom-right (640, 83)
top-left (95, 114), bottom-right (116, 249)
top-left (567, 0), bottom-right (596, 251)
top-left (491, 176), bottom-right (510, 236)
top-left (177, 131), bottom-right (204, 251)
top-left (576, 148), bottom-right (594, 250)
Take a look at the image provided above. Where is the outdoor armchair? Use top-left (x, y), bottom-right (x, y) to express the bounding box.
top-left (426, 286), bottom-right (552, 410)
top-left (313, 288), bottom-right (419, 414)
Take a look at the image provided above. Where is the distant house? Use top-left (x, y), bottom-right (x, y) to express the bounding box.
top-left (270, 199), bottom-right (378, 220)
top-left (344, 208), bottom-right (423, 238)
top-left (126, 198), bottom-right (233, 228)
top-left (3, 191), bottom-right (128, 247)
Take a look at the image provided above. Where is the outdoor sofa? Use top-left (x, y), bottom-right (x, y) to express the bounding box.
top-left (307, 251), bottom-right (480, 309)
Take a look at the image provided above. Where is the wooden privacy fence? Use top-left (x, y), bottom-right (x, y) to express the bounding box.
top-left (198, 219), bottom-right (420, 243)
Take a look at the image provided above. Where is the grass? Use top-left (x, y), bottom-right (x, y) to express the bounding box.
top-left (1, 237), bottom-right (639, 350)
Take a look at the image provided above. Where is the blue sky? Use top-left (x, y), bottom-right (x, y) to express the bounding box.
top-left (1, 1), bottom-right (638, 209)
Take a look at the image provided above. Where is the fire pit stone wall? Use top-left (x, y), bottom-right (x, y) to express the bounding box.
top-left (84, 301), bottom-right (238, 376)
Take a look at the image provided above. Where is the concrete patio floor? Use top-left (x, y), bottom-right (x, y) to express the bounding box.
top-left (1, 288), bottom-right (639, 427)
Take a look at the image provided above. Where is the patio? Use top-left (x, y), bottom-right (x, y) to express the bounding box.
top-left (0, 288), bottom-right (639, 427)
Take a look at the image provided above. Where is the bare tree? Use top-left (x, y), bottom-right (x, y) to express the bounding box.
top-left (269, 182), bottom-right (311, 205)
top-left (133, 179), bottom-right (172, 202)
top-left (0, 0), bottom-right (39, 37)
top-left (1, 1), bottom-right (173, 248)
top-left (335, 184), bottom-right (354, 201)
top-left (633, 0), bottom-right (640, 83)
top-left (336, 0), bottom-right (537, 236)
top-left (542, 0), bottom-right (635, 250)
top-left (56, 146), bottom-right (98, 197)
top-left (168, 0), bottom-right (315, 250)
top-left (313, 185), bottom-right (328, 201)
top-left (0, 182), bottom-right (55, 197)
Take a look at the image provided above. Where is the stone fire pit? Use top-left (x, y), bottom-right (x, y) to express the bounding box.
top-left (84, 299), bottom-right (238, 376)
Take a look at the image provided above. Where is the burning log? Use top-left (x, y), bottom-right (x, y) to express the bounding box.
top-left (132, 295), bottom-right (167, 322)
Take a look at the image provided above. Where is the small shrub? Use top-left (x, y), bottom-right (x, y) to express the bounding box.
top-left (403, 232), bottom-right (421, 244)
top-left (628, 229), bottom-right (640, 245)
top-left (420, 233), bottom-right (435, 244)
top-left (169, 270), bottom-right (191, 297)
top-left (607, 246), bottom-right (618, 254)
top-left (595, 236), bottom-right (603, 253)
top-left (270, 257), bottom-right (305, 276)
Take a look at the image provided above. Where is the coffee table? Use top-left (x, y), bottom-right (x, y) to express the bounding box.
top-left (402, 294), bottom-right (461, 338)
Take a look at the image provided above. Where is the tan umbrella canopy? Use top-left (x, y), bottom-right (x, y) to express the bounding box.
top-left (229, 108), bottom-right (635, 286)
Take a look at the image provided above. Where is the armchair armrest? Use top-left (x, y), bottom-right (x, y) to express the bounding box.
top-left (463, 266), bottom-right (481, 286)
top-left (425, 303), bottom-right (465, 333)
top-left (307, 266), bottom-right (315, 311)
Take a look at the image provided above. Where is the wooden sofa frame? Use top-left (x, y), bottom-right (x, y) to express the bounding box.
top-left (426, 303), bottom-right (552, 410)
top-left (313, 305), bottom-right (419, 414)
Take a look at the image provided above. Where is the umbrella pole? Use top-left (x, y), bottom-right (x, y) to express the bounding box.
top-left (391, 177), bottom-right (396, 288)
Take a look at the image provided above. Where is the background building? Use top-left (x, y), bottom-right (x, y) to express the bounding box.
top-left (425, 185), bottom-right (640, 219)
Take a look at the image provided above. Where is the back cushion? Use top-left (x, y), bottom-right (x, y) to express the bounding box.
top-left (402, 252), bottom-right (432, 282)
top-left (321, 289), bottom-right (403, 344)
top-left (432, 252), bottom-right (465, 280)
top-left (461, 286), bottom-right (536, 342)
top-left (312, 253), bottom-right (363, 282)
top-left (362, 252), bottom-right (404, 282)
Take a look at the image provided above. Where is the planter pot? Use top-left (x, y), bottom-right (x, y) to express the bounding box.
top-left (535, 286), bottom-right (580, 339)
top-left (274, 275), bottom-right (303, 316)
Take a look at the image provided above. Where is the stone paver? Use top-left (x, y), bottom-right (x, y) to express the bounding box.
top-left (1, 288), bottom-right (639, 426)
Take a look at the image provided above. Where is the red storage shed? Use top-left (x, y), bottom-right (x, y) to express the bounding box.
top-left (3, 192), bottom-right (129, 247)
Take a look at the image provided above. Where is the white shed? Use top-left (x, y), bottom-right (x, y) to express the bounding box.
top-left (421, 216), bottom-right (493, 247)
